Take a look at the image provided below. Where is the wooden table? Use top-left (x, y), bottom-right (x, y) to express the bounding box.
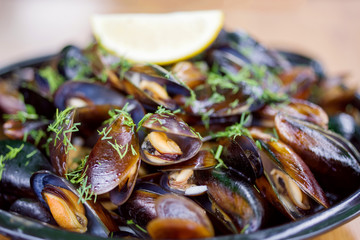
top-left (0, 0), bottom-right (359, 239)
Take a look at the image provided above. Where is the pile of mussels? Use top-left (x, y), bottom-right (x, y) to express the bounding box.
top-left (1, 30), bottom-right (360, 239)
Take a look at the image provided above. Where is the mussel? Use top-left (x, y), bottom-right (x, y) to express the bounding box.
top-left (250, 128), bottom-right (329, 219)
top-left (0, 140), bottom-right (53, 198)
top-left (31, 170), bottom-right (118, 237)
top-left (275, 113), bottom-right (360, 198)
top-left (195, 169), bottom-right (266, 234)
top-left (146, 194), bottom-right (214, 239)
top-left (83, 111), bottom-right (140, 205)
top-left (140, 113), bottom-right (202, 166)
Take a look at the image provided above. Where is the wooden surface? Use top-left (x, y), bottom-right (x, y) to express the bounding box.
top-left (0, 0), bottom-right (360, 239)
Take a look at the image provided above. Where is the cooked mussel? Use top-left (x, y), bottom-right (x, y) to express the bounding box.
top-left (0, 140), bottom-right (53, 198)
top-left (83, 111), bottom-right (140, 205)
top-left (250, 128), bottom-right (329, 219)
top-left (217, 135), bottom-right (263, 183)
top-left (253, 99), bottom-right (328, 128)
top-left (57, 45), bottom-right (93, 80)
top-left (146, 194), bottom-right (214, 239)
top-left (195, 169), bottom-right (266, 234)
top-left (171, 61), bottom-right (207, 89)
top-left (31, 170), bottom-right (118, 237)
top-left (122, 64), bottom-right (191, 110)
top-left (140, 113), bottom-right (202, 166)
top-left (224, 31), bottom-right (291, 71)
top-left (119, 182), bottom-right (168, 237)
top-left (42, 185), bottom-right (88, 233)
top-left (275, 113), bottom-right (360, 198)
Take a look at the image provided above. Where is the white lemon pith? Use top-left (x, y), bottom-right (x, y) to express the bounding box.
top-left (91, 10), bottom-right (224, 64)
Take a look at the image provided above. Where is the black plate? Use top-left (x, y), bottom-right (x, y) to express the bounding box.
top-left (0, 56), bottom-right (360, 240)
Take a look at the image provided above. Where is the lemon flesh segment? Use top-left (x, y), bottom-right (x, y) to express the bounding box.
top-left (92, 10), bottom-right (224, 64)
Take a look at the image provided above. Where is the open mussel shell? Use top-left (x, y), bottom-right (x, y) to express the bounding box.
top-left (275, 113), bottom-right (360, 199)
top-left (54, 81), bottom-right (145, 124)
top-left (84, 114), bottom-right (140, 205)
top-left (30, 170), bottom-right (118, 237)
top-left (158, 150), bottom-right (216, 196)
top-left (147, 194), bottom-right (214, 239)
top-left (249, 131), bottom-right (329, 220)
top-left (0, 140), bottom-right (53, 198)
top-left (140, 113), bottom-right (202, 166)
top-left (195, 169), bottom-right (266, 234)
top-left (218, 135), bottom-right (263, 183)
top-left (253, 99), bottom-right (329, 129)
top-left (160, 171), bottom-right (207, 196)
top-left (123, 64), bottom-right (191, 110)
top-left (161, 150), bottom-right (217, 171)
top-left (250, 128), bottom-right (329, 207)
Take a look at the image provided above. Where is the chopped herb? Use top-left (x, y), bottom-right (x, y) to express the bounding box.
top-left (213, 145), bottom-right (228, 169)
top-left (209, 92), bottom-right (225, 104)
top-left (5, 144), bottom-right (24, 159)
top-left (272, 128), bottom-right (279, 141)
top-left (229, 99), bottom-right (239, 109)
top-left (26, 150), bottom-right (38, 159)
top-left (62, 123), bottom-right (81, 154)
top-left (161, 126), bottom-right (169, 131)
top-left (108, 140), bottom-right (129, 159)
top-left (164, 70), bottom-right (172, 79)
top-left (47, 107), bottom-right (78, 147)
top-left (255, 140), bottom-right (262, 150)
top-left (0, 156), bottom-right (5, 181)
top-left (201, 108), bottom-right (214, 130)
top-left (98, 127), bottom-right (113, 140)
top-left (29, 129), bottom-right (47, 146)
top-left (0, 144), bottom-right (24, 180)
top-left (112, 57), bottom-right (132, 80)
top-left (103, 103), bottom-right (136, 131)
top-left (136, 112), bottom-right (153, 132)
top-left (99, 69), bottom-right (108, 83)
top-left (260, 89), bottom-right (288, 104)
top-left (155, 105), bottom-right (180, 116)
top-left (42, 137), bottom-right (53, 157)
top-left (189, 126), bottom-right (203, 140)
top-left (212, 112), bottom-right (252, 139)
top-left (131, 145), bottom-right (137, 156)
top-left (240, 224), bottom-right (250, 234)
top-left (76, 176), bottom-right (96, 204)
top-left (126, 220), bottom-right (148, 234)
top-left (66, 155), bottom-right (96, 204)
top-left (3, 104), bottom-right (39, 123)
top-left (38, 66), bottom-right (64, 94)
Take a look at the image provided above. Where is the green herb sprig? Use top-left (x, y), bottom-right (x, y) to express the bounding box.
top-left (0, 144), bottom-right (24, 180)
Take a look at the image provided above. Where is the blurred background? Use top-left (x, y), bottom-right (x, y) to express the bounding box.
top-left (0, 0), bottom-right (359, 89)
top-left (0, 0), bottom-right (359, 239)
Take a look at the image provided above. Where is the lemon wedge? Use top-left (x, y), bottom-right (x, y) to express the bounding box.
top-left (91, 10), bottom-right (224, 64)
